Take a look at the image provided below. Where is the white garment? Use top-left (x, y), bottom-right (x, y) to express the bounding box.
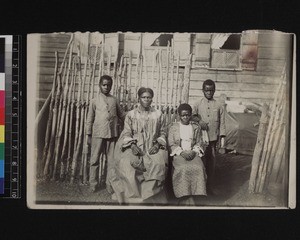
top-left (179, 123), bottom-right (193, 151)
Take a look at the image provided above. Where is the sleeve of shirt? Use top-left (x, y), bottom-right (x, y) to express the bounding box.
top-left (192, 127), bottom-right (205, 157)
top-left (156, 112), bottom-right (167, 146)
top-left (121, 113), bottom-right (137, 149)
top-left (219, 104), bottom-right (226, 137)
top-left (168, 124), bottom-right (182, 156)
top-left (191, 102), bottom-right (200, 122)
top-left (116, 101), bottom-right (126, 121)
top-left (86, 99), bottom-right (96, 135)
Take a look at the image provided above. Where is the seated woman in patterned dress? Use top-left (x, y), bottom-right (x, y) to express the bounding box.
top-left (168, 103), bottom-right (207, 205)
top-left (108, 87), bottom-right (168, 205)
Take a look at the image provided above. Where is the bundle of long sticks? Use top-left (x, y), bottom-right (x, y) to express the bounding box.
top-left (248, 64), bottom-right (287, 193)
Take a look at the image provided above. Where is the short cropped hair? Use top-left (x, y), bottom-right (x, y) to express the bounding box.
top-left (202, 79), bottom-right (215, 90)
top-left (178, 103), bottom-right (192, 115)
top-left (137, 87), bottom-right (154, 98)
top-left (99, 75), bottom-right (113, 85)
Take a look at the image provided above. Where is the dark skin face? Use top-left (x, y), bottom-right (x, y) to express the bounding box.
top-left (99, 79), bottom-right (112, 95)
top-left (203, 84), bottom-right (215, 100)
top-left (179, 110), bottom-right (191, 125)
top-left (139, 92), bottom-right (153, 109)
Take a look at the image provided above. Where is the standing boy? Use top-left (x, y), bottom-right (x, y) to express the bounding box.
top-left (86, 75), bottom-right (126, 193)
top-left (192, 79), bottom-right (226, 195)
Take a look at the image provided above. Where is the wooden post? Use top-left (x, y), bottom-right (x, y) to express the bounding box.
top-left (248, 103), bottom-right (269, 193)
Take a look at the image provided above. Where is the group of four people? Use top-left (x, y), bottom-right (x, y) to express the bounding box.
top-left (86, 75), bottom-right (225, 205)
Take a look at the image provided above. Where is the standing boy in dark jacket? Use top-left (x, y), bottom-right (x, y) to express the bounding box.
top-left (192, 79), bottom-right (226, 195)
top-left (86, 75), bottom-right (126, 193)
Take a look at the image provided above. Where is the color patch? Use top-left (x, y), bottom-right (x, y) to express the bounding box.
top-left (0, 125), bottom-right (4, 143)
top-left (0, 91), bottom-right (4, 108)
top-left (0, 143), bottom-right (3, 160)
top-left (0, 160), bottom-right (3, 178)
top-left (0, 107), bottom-right (4, 125)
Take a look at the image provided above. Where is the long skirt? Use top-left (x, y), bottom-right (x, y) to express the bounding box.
top-left (108, 145), bottom-right (168, 204)
top-left (172, 155), bottom-right (207, 198)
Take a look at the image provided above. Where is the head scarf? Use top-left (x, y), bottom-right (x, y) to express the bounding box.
top-left (137, 87), bottom-right (154, 98)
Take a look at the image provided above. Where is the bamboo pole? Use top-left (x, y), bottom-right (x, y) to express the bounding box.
top-left (66, 62), bottom-right (77, 177)
top-left (127, 51), bottom-right (132, 110)
top-left (165, 43), bottom-right (170, 108)
top-left (51, 43), bottom-right (75, 180)
top-left (269, 127), bottom-right (286, 184)
top-left (178, 73), bottom-right (184, 105)
top-left (77, 58), bottom-right (89, 182)
top-left (248, 103), bottom-right (269, 193)
top-left (174, 52), bottom-right (180, 107)
top-left (122, 57), bottom-right (127, 110)
top-left (265, 98), bottom-right (286, 186)
top-left (117, 55), bottom-right (124, 103)
top-left (182, 54), bottom-right (192, 103)
top-left (40, 51), bottom-right (59, 177)
top-left (43, 52), bottom-right (63, 177)
top-left (158, 49), bottom-right (163, 110)
top-left (59, 59), bottom-right (76, 179)
top-left (142, 47), bottom-right (148, 88)
top-left (81, 59), bottom-right (93, 184)
top-left (40, 35), bottom-right (73, 176)
top-left (151, 50), bottom-right (156, 92)
top-left (256, 82), bottom-right (284, 192)
top-left (91, 46), bottom-right (99, 100)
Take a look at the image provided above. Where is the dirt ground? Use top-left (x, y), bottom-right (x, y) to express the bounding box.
top-left (35, 152), bottom-right (286, 208)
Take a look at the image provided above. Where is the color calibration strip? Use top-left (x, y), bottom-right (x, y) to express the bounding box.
top-left (0, 37), bottom-right (5, 194)
top-left (0, 35), bottom-right (21, 198)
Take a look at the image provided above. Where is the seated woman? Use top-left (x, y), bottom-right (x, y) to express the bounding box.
top-left (108, 87), bottom-right (168, 205)
top-left (168, 103), bottom-right (207, 205)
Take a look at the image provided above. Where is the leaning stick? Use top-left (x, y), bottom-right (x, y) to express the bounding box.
top-left (59, 59), bottom-right (76, 179)
top-left (134, 54), bottom-right (140, 105)
top-left (174, 52), bottom-right (180, 107)
top-left (165, 43), bottom-right (170, 108)
top-left (158, 49), bottom-right (164, 111)
top-left (40, 52), bottom-right (59, 176)
top-left (248, 103), bottom-right (269, 193)
top-left (66, 62), bottom-right (77, 177)
top-left (122, 57), bottom-right (127, 110)
top-left (178, 73), bottom-right (184, 105)
top-left (117, 55), bottom-right (124, 102)
top-left (112, 58), bottom-right (117, 97)
top-left (142, 47), bottom-right (148, 88)
top-left (257, 84), bottom-right (285, 192)
top-left (43, 52), bottom-right (62, 177)
top-left (138, 53), bottom-right (143, 91)
top-left (265, 99), bottom-right (285, 187)
top-left (182, 54), bottom-right (192, 103)
top-left (151, 50), bottom-right (156, 92)
top-left (81, 59), bottom-right (93, 184)
top-left (127, 51), bottom-right (133, 110)
top-left (76, 58), bottom-right (88, 181)
top-left (256, 81), bottom-right (283, 192)
top-left (70, 52), bottom-right (85, 184)
top-left (51, 43), bottom-right (75, 180)
top-left (90, 46), bottom-right (99, 100)
top-left (107, 46), bottom-right (112, 76)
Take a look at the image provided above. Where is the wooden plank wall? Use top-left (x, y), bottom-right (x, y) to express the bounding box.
top-left (36, 31), bottom-right (291, 112)
top-left (188, 31), bottom-right (289, 106)
top-left (37, 33), bottom-right (72, 110)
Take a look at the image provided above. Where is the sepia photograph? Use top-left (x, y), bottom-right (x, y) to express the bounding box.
top-left (27, 30), bottom-right (296, 209)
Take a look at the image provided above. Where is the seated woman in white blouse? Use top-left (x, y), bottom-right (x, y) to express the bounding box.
top-left (168, 103), bottom-right (207, 205)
